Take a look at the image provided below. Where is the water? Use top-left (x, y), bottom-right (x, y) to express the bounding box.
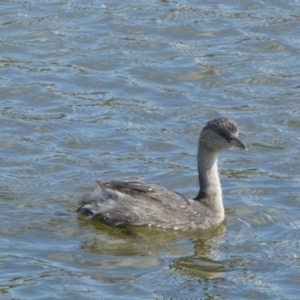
top-left (1, 0), bottom-right (300, 298)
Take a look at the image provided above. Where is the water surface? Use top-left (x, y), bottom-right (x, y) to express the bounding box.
top-left (1, 0), bottom-right (300, 299)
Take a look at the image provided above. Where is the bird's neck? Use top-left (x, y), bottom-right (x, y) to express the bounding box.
top-left (194, 147), bottom-right (224, 214)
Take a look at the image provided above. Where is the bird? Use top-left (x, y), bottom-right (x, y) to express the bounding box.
top-left (77, 117), bottom-right (246, 231)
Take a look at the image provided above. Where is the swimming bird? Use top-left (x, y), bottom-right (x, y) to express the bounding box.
top-left (77, 117), bottom-right (246, 231)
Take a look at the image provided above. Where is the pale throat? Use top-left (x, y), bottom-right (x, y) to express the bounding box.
top-left (196, 147), bottom-right (222, 201)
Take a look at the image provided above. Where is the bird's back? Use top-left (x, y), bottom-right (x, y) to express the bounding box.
top-left (77, 179), bottom-right (224, 231)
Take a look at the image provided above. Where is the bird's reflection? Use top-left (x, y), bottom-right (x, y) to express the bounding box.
top-left (77, 215), bottom-right (226, 279)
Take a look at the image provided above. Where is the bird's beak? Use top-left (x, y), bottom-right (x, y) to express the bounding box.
top-left (229, 138), bottom-right (247, 150)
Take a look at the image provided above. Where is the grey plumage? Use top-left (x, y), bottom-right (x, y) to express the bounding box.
top-left (77, 117), bottom-right (246, 231)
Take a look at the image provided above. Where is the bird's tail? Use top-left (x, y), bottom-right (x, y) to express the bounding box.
top-left (77, 181), bottom-right (118, 218)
